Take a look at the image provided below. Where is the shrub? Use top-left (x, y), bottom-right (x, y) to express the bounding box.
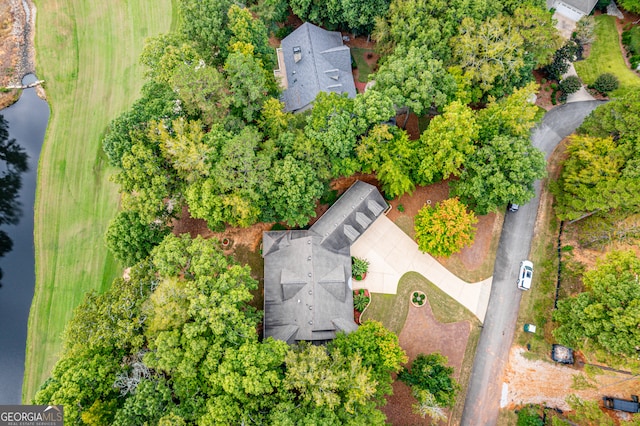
top-left (320, 189), bottom-right (339, 205)
top-left (559, 76), bottom-right (582, 94)
top-left (412, 292), bottom-right (425, 305)
top-left (275, 25), bottom-right (293, 39)
top-left (592, 73), bottom-right (619, 93)
top-left (545, 41), bottom-right (579, 80)
top-left (353, 294), bottom-right (370, 312)
top-left (351, 256), bottom-right (370, 280)
top-left (517, 405), bottom-right (544, 426)
top-left (398, 353), bottom-right (459, 408)
top-left (397, 204), bottom-right (405, 212)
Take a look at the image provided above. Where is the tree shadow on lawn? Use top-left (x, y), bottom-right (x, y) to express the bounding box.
top-left (363, 272), bottom-right (481, 425)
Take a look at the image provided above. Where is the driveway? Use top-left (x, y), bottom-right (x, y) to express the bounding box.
top-left (460, 100), bottom-right (605, 426)
top-left (351, 215), bottom-right (492, 322)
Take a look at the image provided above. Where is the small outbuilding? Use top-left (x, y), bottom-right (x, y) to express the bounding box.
top-left (274, 22), bottom-right (357, 113)
top-left (262, 181), bottom-right (387, 345)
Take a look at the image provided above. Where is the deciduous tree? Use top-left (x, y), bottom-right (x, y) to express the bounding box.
top-left (371, 45), bottom-right (456, 119)
top-left (553, 134), bottom-right (640, 220)
top-left (330, 320), bottom-right (407, 401)
top-left (418, 101), bottom-right (478, 184)
top-left (451, 15), bottom-right (526, 94)
top-left (227, 5), bottom-right (275, 69)
top-left (414, 198), bottom-right (478, 257)
top-left (618, 0), bottom-right (640, 13)
top-left (155, 118), bottom-right (214, 184)
top-left (264, 155), bottom-right (324, 226)
top-left (356, 124), bottom-right (418, 198)
top-left (178, 0), bottom-right (233, 64)
top-left (224, 50), bottom-right (272, 123)
top-left (114, 132), bottom-right (182, 223)
top-left (102, 81), bottom-right (182, 168)
top-left (105, 210), bottom-right (170, 267)
top-left (553, 250), bottom-right (640, 357)
top-left (169, 63), bottom-right (230, 127)
top-left (476, 81), bottom-right (540, 141)
top-left (398, 352), bottom-right (459, 409)
top-left (451, 135), bottom-right (546, 215)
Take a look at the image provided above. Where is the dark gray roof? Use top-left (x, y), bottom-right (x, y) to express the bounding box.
top-left (263, 181), bottom-right (387, 344)
top-left (309, 180), bottom-right (387, 252)
top-left (280, 22), bottom-right (357, 112)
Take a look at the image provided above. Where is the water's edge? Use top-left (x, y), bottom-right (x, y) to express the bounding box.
top-left (0, 77), bottom-right (50, 403)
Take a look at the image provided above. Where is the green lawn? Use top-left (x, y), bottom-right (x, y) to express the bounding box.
top-left (351, 47), bottom-right (375, 83)
top-left (23, 0), bottom-right (174, 401)
top-left (363, 272), bottom-right (481, 425)
top-left (574, 15), bottom-right (640, 96)
top-left (362, 271), bottom-right (478, 335)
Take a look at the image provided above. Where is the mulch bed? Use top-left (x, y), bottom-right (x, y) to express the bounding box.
top-left (382, 297), bottom-right (472, 425)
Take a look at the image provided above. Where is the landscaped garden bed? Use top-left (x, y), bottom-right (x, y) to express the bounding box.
top-left (411, 290), bottom-right (426, 307)
top-left (353, 288), bottom-right (371, 324)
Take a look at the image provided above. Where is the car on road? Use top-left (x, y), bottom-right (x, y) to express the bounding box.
top-left (508, 203), bottom-right (519, 212)
top-left (517, 260), bottom-right (533, 290)
top-left (603, 395), bottom-right (639, 413)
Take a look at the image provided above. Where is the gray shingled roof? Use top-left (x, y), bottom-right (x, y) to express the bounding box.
top-left (279, 22), bottom-right (357, 112)
top-left (555, 0), bottom-right (598, 14)
top-left (263, 181), bottom-right (387, 344)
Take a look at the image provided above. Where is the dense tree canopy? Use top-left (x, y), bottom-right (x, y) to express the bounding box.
top-left (356, 124), bottom-right (418, 197)
top-left (371, 44), bottom-right (456, 116)
top-left (555, 93), bottom-right (640, 220)
top-left (451, 135), bottom-right (546, 215)
top-left (553, 134), bottom-right (640, 221)
top-left (290, 0), bottom-right (390, 34)
top-left (372, 0), bottom-right (503, 60)
top-left (102, 81), bottom-right (182, 168)
top-left (178, 0), bottom-right (233, 64)
top-left (104, 210), bottom-right (170, 267)
top-left (553, 250), bottom-right (640, 357)
top-left (35, 235), bottom-right (406, 424)
top-left (618, 0), bottom-right (640, 13)
top-left (418, 101), bottom-right (478, 184)
top-left (398, 352), bottom-right (460, 420)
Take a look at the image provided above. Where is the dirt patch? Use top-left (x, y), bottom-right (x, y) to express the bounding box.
top-left (382, 298), bottom-right (471, 425)
top-left (533, 70), bottom-right (556, 111)
top-left (386, 181), bottom-right (450, 222)
top-left (386, 181), bottom-right (498, 273)
top-left (503, 346), bottom-right (640, 412)
top-left (171, 205), bottom-right (271, 252)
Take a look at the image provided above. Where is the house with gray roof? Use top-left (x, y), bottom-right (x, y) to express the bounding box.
top-left (262, 181), bottom-right (387, 344)
top-left (274, 22), bottom-right (357, 113)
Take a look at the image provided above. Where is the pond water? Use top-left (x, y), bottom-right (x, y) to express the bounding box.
top-left (0, 75), bottom-right (49, 403)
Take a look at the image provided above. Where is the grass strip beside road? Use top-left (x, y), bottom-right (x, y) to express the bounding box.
top-left (23, 0), bottom-right (173, 401)
top-left (574, 15), bottom-right (640, 96)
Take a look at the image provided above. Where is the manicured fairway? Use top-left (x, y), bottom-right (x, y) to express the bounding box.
top-left (574, 15), bottom-right (640, 96)
top-left (23, 0), bottom-right (173, 401)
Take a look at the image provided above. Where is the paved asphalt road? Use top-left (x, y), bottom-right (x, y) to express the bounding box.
top-left (460, 101), bottom-right (605, 426)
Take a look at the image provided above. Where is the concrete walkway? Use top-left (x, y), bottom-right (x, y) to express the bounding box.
top-left (351, 215), bottom-right (492, 322)
top-left (563, 63), bottom-right (596, 103)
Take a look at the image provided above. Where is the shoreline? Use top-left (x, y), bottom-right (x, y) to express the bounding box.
top-left (0, 0), bottom-right (43, 109)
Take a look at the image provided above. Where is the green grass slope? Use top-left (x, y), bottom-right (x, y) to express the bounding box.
top-left (574, 15), bottom-right (640, 96)
top-left (23, 0), bottom-right (173, 401)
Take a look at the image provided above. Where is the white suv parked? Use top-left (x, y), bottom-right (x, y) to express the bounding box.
top-left (517, 260), bottom-right (533, 290)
